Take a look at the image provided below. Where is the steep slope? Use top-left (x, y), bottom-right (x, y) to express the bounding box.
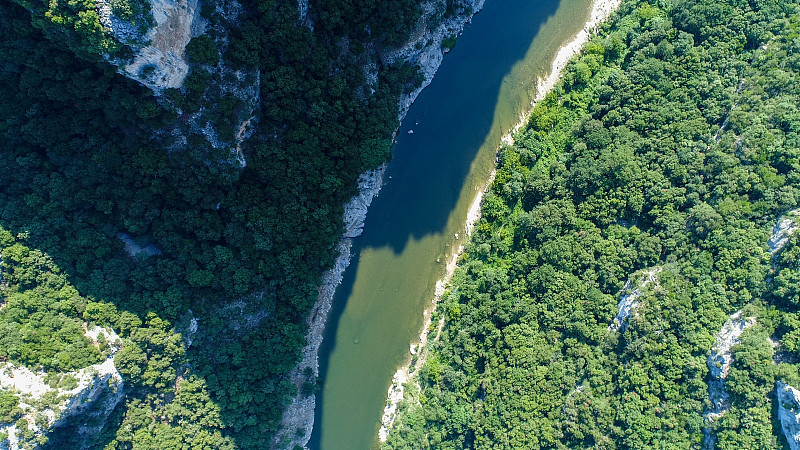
top-left (0, 0), bottom-right (491, 447)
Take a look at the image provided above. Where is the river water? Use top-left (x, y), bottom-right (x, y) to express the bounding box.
top-left (311, 0), bottom-right (595, 448)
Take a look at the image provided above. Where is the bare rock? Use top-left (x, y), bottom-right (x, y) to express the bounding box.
top-left (609, 267), bottom-right (661, 332)
top-left (342, 167), bottom-right (385, 239)
top-left (703, 311), bottom-right (756, 449)
top-left (777, 381), bottom-right (800, 450)
top-left (178, 309), bottom-right (199, 349)
top-left (769, 210), bottom-right (800, 256)
top-left (99, 0), bottom-right (205, 91)
top-left (0, 326), bottom-right (124, 449)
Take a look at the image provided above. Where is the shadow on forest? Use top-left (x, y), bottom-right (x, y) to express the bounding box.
top-left (312, 0), bottom-right (565, 447)
top-left (0, 0), bottom-right (570, 446)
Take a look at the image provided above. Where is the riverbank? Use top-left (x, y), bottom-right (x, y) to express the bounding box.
top-left (377, 0), bottom-right (623, 441)
top-left (377, 168), bottom-right (495, 442)
top-left (272, 1), bottom-right (488, 448)
top-left (502, 0), bottom-right (621, 144)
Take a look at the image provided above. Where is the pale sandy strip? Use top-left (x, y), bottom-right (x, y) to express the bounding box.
top-left (379, 0), bottom-right (624, 441)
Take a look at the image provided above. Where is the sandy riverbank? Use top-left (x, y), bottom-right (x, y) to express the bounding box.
top-left (378, 0), bottom-right (624, 442)
top-left (377, 168), bottom-right (495, 442)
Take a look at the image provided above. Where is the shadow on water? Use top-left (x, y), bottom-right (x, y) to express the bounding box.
top-left (362, 1), bottom-right (562, 257)
top-left (0, 0), bottom-right (576, 446)
top-left (312, 0), bottom-right (570, 448)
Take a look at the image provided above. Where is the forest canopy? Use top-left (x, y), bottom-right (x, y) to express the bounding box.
top-left (385, 0), bottom-right (800, 448)
top-left (0, 0), bottom-right (463, 445)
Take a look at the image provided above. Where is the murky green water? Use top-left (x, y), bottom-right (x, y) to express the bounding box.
top-left (311, 0), bottom-right (596, 448)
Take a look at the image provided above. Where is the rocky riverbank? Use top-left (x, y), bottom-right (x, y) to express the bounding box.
top-left (271, 1), bottom-right (488, 448)
top-left (503, 0), bottom-right (622, 144)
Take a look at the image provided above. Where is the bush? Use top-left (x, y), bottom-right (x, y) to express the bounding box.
top-left (186, 34), bottom-right (220, 66)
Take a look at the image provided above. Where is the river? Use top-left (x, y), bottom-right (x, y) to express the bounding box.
top-left (310, 0), bottom-right (597, 448)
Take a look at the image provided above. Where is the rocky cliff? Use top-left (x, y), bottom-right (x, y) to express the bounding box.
top-left (0, 326), bottom-right (124, 450)
top-left (98, 0), bottom-right (261, 169)
top-left (777, 381), bottom-right (800, 450)
top-left (100, 0), bottom-right (205, 91)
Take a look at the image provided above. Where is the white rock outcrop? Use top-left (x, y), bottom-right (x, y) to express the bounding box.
top-left (0, 326), bottom-right (124, 449)
top-left (124, 0), bottom-right (204, 89)
top-left (297, 0), bottom-right (312, 29)
top-left (769, 210), bottom-right (800, 256)
top-left (609, 268), bottom-right (661, 332)
top-left (707, 312), bottom-right (756, 384)
top-left (703, 311), bottom-right (756, 449)
top-left (99, 0), bottom-right (205, 90)
top-left (178, 309), bottom-right (199, 349)
top-left (777, 381), bottom-right (800, 450)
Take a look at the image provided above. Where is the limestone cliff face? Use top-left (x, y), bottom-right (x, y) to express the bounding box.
top-left (777, 381), bottom-right (800, 450)
top-left (0, 327), bottom-right (124, 450)
top-left (382, 0), bottom-right (486, 119)
top-left (99, 0), bottom-right (205, 90)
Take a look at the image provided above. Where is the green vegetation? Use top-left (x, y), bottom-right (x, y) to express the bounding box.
top-left (8, 0), bottom-right (145, 57)
top-left (186, 34), bottom-right (220, 66)
top-left (442, 35), bottom-right (457, 51)
top-left (0, 0), bottom-right (448, 445)
top-left (0, 224), bottom-right (235, 448)
top-left (109, 0), bottom-right (148, 21)
top-left (775, 232), bottom-right (800, 305)
top-left (0, 229), bottom-right (102, 372)
top-left (0, 394), bottom-right (22, 424)
top-left (385, 0), bottom-right (800, 448)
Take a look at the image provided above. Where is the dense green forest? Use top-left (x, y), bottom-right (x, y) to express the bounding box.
top-left (0, 0), bottom-right (480, 446)
top-left (385, 0), bottom-right (800, 448)
top-left (0, 225), bottom-right (236, 449)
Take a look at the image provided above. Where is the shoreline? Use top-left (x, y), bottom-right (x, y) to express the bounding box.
top-left (377, 0), bottom-right (624, 441)
top-left (502, 0), bottom-right (622, 146)
top-left (378, 168), bottom-right (495, 442)
top-left (271, 1), bottom-right (488, 448)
